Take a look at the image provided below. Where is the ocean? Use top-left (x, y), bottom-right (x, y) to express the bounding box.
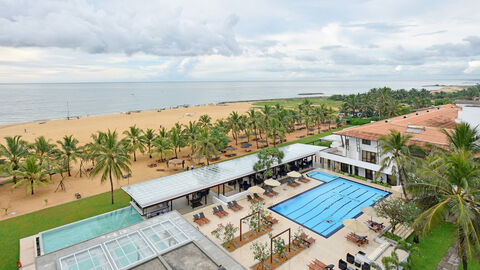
top-left (0, 80), bottom-right (476, 125)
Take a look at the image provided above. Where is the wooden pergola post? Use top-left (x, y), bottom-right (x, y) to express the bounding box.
top-left (270, 228), bottom-right (291, 263)
top-left (239, 211), bottom-right (260, 242)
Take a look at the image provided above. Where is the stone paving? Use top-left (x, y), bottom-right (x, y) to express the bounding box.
top-left (436, 241), bottom-right (460, 270)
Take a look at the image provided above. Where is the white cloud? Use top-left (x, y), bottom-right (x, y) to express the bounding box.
top-left (464, 60), bottom-right (480, 74)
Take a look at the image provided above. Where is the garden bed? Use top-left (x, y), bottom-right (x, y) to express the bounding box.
top-left (223, 225), bottom-right (272, 252)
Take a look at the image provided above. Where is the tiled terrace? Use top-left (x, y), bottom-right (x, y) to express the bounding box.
top-left (183, 169), bottom-right (407, 270)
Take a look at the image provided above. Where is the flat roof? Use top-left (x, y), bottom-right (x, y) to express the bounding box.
top-left (35, 211), bottom-right (245, 270)
top-left (335, 104), bottom-right (460, 147)
top-left (122, 143), bottom-right (325, 208)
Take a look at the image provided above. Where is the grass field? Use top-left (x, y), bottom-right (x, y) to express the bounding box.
top-left (252, 97), bottom-right (343, 109)
top-left (0, 190), bottom-right (131, 270)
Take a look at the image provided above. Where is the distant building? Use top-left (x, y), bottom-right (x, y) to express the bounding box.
top-left (317, 105), bottom-right (461, 185)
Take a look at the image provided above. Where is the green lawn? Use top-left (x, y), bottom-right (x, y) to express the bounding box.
top-left (407, 222), bottom-right (457, 270)
top-left (252, 97), bottom-right (343, 109)
top-left (0, 190), bottom-right (130, 270)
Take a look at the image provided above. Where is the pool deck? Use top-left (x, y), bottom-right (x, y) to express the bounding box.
top-left (183, 168), bottom-right (406, 269)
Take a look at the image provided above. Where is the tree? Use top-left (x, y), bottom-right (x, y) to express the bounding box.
top-left (140, 128), bottom-right (156, 158)
top-left (382, 250), bottom-right (410, 270)
top-left (184, 121), bottom-right (200, 159)
top-left (12, 156), bottom-right (50, 195)
top-left (250, 241), bottom-right (270, 270)
top-left (56, 135), bottom-right (80, 176)
top-left (195, 129), bottom-right (217, 165)
top-left (151, 137), bottom-right (172, 165)
top-left (198, 114), bottom-right (212, 129)
top-left (212, 222), bottom-right (239, 248)
top-left (247, 109), bottom-right (261, 148)
top-left (442, 122), bottom-right (480, 153)
top-left (168, 124), bottom-right (185, 158)
top-left (268, 118), bottom-right (285, 147)
top-left (228, 111), bottom-right (242, 145)
top-left (272, 237), bottom-right (287, 259)
top-left (90, 130), bottom-right (131, 204)
top-left (410, 149), bottom-right (480, 270)
top-left (377, 130), bottom-right (414, 200)
top-left (0, 135), bottom-right (29, 184)
top-left (123, 125), bottom-right (144, 162)
top-left (253, 147), bottom-right (284, 181)
top-left (374, 197), bottom-right (419, 235)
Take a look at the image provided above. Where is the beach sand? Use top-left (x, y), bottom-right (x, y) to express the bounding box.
top-left (0, 102), bottom-right (333, 220)
top-left (430, 86), bottom-right (465, 93)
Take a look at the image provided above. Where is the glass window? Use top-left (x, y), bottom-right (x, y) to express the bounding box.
top-left (141, 222), bottom-right (189, 253)
top-left (362, 139), bottom-right (371, 145)
top-left (104, 232), bottom-right (155, 269)
top-left (59, 245), bottom-right (112, 270)
top-left (361, 151), bottom-right (377, 164)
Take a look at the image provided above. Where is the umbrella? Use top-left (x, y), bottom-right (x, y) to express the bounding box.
top-left (287, 171), bottom-right (302, 178)
top-left (265, 179), bottom-right (281, 187)
top-left (343, 219), bottom-right (369, 233)
top-left (361, 206), bottom-right (377, 220)
top-left (169, 159), bottom-right (183, 165)
top-left (248, 186), bottom-right (265, 194)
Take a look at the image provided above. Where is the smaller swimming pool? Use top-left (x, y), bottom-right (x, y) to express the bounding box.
top-left (307, 171), bottom-right (339, 182)
top-left (40, 206), bottom-right (143, 254)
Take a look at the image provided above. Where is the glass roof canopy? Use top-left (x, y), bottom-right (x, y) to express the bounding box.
top-left (122, 143), bottom-right (325, 208)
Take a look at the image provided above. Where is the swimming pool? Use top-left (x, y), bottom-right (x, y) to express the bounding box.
top-left (270, 178), bottom-right (389, 237)
top-left (307, 171), bottom-right (339, 182)
top-left (40, 206), bottom-right (143, 254)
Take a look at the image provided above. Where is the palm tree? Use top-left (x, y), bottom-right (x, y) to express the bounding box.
top-left (410, 150), bottom-right (480, 270)
top-left (123, 125), bottom-right (144, 162)
top-left (0, 135), bottom-right (29, 184)
top-left (268, 118), bottom-right (285, 147)
top-left (343, 94), bottom-right (359, 117)
top-left (195, 129), bottom-right (217, 165)
top-left (56, 135), bottom-right (80, 177)
top-left (313, 106), bottom-right (326, 134)
top-left (151, 137), bottom-right (173, 165)
top-left (13, 156), bottom-right (50, 195)
top-left (90, 130), bottom-right (131, 204)
top-left (228, 111), bottom-right (241, 145)
top-left (442, 122), bottom-right (480, 153)
top-left (198, 114), bottom-right (212, 129)
top-left (184, 121), bottom-right (200, 159)
top-left (140, 128), bottom-right (157, 158)
top-left (377, 130), bottom-right (413, 200)
top-left (168, 125), bottom-right (184, 158)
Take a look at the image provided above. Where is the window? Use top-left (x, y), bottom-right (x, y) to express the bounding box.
top-left (345, 139), bottom-right (350, 150)
top-left (361, 139), bottom-right (371, 145)
top-left (365, 169), bottom-right (373, 180)
top-left (361, 151), bottom-right (377, 164)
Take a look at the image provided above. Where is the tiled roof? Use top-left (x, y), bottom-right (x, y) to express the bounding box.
top-left (335, 104), bottom-right (461, 147)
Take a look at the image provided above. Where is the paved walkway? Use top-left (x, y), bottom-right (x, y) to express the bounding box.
top-left (436, 241), bottom-right (460, 270)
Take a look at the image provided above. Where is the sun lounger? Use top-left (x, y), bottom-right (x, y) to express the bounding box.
top-left (366, 220), bottom-right (385, 232)
top-left (199, 212), bottom-right (210, 224)
top-left (314, 259), bottom-right (327, 269)
top-left (264, 190), bottom-right (274, 197)
top-left (264, 215), bottom-right (278, 227)
top-left (308, 262), bottom-right (322, 270)
top-left (213, 206), bottom-right (224, 218)
top-left (218, 205), bottom-right (229, 216)
top-left (266, 187), bottom-right (279, 196)
top-left (227, 201), bottom-right (239, 211)
top-left (306, 237), bottom-right (316, 247)
top-left (346, 233), bottom-right (368, 246)
top-left (247, 195), bottom-right (257, 202)
top-left (298, 178), bottom-right (310, 183)
top-left (233, 200), bottom-right (243, 210)
top-left (193, 214), bottom-right (205, 225)
top-left (253, 193), bottom-right (264, 201)
top-left (287, 179), bottom-right (300, 187)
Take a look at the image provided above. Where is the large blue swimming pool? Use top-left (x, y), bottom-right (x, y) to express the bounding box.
top-left (307, 171), bottom-right (339, 182)
top-left (270, 177), bottom-right (389, 237)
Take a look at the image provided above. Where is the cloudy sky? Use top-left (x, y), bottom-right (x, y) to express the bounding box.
top-left (0, 0), bottom-right (479, 83)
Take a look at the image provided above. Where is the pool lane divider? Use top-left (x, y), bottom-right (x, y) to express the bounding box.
top-left (284, 182), bottom-right (345, 216)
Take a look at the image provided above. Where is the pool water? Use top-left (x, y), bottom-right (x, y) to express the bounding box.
top-left (270, 178), bottom-right (389, 237)
top-left (307, 171), bottom-right (339, 182)
top-left (40, 206), bottom-right (143, 254)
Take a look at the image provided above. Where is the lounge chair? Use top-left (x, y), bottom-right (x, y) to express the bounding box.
top-left (266, 187), bottom-right (279, 196)
top-left (254, 193), bottom-right (264, 201)
top-left (338, 259), bottom-right (348, 270)
top-left (264, 215), bottom-right (279, 227)
top-left (247, 195), bottom-right (257, 202)
top-left (227, 201), bottom-right (239, 211)
top-left (233, 200), bottom-right (243, 210)
top-left (193, 214), bottom-right (205, 226)
top-left (346, 253), bottom-right (355, 264)
top-left (362, 262), bottom-right (371, 270)
top-left (346, 232), bottom-right (368, 246)
top-left (218, 205), bottom-right (229, 216)
top-left (366, 220), bottom-right (385, 232)
top-left (264, 190), bottom-right (274, 198)
top-left (313, 259), bottom-right (327, 269)
top-left (287, 179), bottom-right (300, 187)
top-left (213, 207), bottom-right (224, 218)
top-left (298, 178), bottom-right (310, 183)
top-left (305, 237), bottom-right (316, 247)
top-left (199, 212), bottom-right (210, 224)
top-left (308, 262), bottom-right (322, 270)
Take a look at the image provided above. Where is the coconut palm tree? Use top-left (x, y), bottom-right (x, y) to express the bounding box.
top-left (195, 129), bottom-right (217, 165)
top-left (198, 114), bottom-right (212, 129)
top-left (168, 125), bottom-right (185, 158)
top-left (123, 125), bottom-right (144, 162)
top-left (411, 150), bottom-right (480, 270)
top-left (184, 121), bottom-right (200, 159)
top-left (90, 130), bottom-right (131, 204)
top-left (442, 122), bottom-right (480, 153)
top-left (151, 137), bottom-right (173, 165)
top-left (268, 118), bottom-right (285, 147)
top-left (140, 128), bottom-right (157, 158)
top-left (377, 130), bottom-right (413, 200)
top-left (228, 111), bottom-right (242, 145)
top-left (31, 136), bottom-right (56, 162)
top-left (0, 135), bottom-right (29, 184)
top-left (12, 156), bottom-right (50, 195)
top-left (56, 135), bottom-right (80, 177)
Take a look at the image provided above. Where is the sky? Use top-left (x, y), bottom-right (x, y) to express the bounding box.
top-left (0, 0), bottom-right (480, 83)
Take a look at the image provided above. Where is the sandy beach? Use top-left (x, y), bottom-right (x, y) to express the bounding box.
top-left (430, 86), bottom-right (465, 93)
top-left (0, 101), bottom-right (333, 220)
